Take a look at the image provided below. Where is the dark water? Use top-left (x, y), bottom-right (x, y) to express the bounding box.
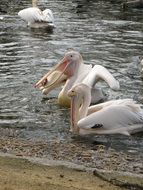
top-left (0, 0), bottom-right (143, 155)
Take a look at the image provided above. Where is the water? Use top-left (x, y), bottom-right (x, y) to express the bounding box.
top-left (0, 0), bottom-right (143, 168)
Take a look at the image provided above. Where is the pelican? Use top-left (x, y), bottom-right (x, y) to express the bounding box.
top-left (18, 0), bottom-right (55, 29)
top-left (68, 83), bottom-right (143, 135)
top-left (35, 51), bottom-right (120, 107)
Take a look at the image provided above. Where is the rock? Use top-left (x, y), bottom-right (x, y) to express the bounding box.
top-left (123, 0), bottom-right (143, 9)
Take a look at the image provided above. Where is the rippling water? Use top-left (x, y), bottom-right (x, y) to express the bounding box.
top-left (0, 0), bottom-right (143, 153)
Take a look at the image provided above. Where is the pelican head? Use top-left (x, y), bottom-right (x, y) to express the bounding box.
top-left (35, 51), bottom-right (83, 95)
top-left (68, 84), bottom-right (91, 133)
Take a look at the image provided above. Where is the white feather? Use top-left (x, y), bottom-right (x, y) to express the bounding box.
top-left (18, 7), bottom-right (55, 26)
top-left (69, 83), bottom-right (143, 136)
top-left (82, 65), bottom-right (120, 90)
top-left (78, 100), bottom-right (143, 135)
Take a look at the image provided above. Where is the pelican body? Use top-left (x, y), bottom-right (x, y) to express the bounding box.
top-left (68, 84), bottom-right (143, 135)
top-left (35, 51), bottom-right (120, 107)
top-left (18, 0), bottom-right (55, 29)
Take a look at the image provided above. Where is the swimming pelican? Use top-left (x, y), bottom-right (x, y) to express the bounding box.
top-left (18, 0), bottom-right (55, 29)
top-left (68, 83), bottom-right (143, 135)
top-left (35, 51), bottom-right (120, 107)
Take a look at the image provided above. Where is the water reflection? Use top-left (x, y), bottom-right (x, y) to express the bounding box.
top-left (0, 0), bottom-right (143, 160)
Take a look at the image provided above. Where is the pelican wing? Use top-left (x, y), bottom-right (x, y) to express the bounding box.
top-left (78, 104), bottom-right (143, 135)
top-left (18, 7), bottom-right (44, 23)
top-left (42, 9), bottom-right (54, 23)
top-left (82, 65), bottom-right (120, 90)
top-left (87, 99), bottom-right (141, 114)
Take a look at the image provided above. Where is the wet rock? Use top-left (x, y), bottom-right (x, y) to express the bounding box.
top-left (123, 0), bottom-right (143, 9)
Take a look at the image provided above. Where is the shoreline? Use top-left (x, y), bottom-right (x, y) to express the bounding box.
top-left (0, 153), bottom-right (142, 190)
top-left (0, 153), bottom-right (123, 190)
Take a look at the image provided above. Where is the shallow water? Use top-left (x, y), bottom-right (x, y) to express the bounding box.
top-left (0, 0), bottom-right (143, 165)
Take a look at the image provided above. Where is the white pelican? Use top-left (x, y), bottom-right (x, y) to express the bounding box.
top-left (68, 83), bottom-right (143, 135)
top-left (18, 0), bottom-right (55, 29)
top-left (35, 51), bottom-right (120, 107)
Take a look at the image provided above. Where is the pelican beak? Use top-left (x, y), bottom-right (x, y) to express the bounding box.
top-left (35, 56), bottom-right (75, 94)
top-left (68, 91), bottom-right (80, 134)
top-left (41, 71), bottom-right (67, 95)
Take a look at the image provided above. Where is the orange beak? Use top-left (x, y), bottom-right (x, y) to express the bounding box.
top-left (35, 56), bottom-right (75, 90)
top-left (35, 57), bottom-right (68, 87)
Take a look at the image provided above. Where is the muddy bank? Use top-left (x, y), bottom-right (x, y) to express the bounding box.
top-left (0, 136), bottom-right (142, 175)
top-left (0, 153), bottom-right (143, 190)
top-left (0, 155), bottom-right (126, 190)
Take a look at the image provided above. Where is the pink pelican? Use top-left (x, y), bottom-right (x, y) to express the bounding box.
top-left (35, 51), bottom-right (120, 107)
top-left (68, 83), bottom-right (143, 135)
top-left (18, 0), bottom-right (55, 29)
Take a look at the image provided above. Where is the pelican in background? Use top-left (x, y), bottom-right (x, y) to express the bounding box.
top-left (68, 83), bottom-right (143, 135)
top-left (35, 51), bottom-right (120, 107)
top-left (18, 0), bottom-right (55, 29)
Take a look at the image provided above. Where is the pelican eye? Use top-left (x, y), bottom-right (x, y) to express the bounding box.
top-left (68, 90), bottom-right (75, 97)
top-left (71, 90), bottom-right (76, 96)
top-left (70, 54), bottom-right (73, 57)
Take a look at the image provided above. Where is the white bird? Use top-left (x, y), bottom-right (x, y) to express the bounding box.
top-left (18, 0), bottom-right (55, 29)
top-left (35, 50), bottom-right (120, 107)
top-left (68, 83), bottom-right (143, 135)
